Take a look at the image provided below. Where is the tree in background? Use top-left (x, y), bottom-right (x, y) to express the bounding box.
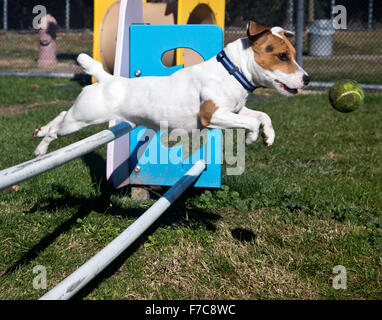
top-left (71, 0), bottom-right (93, 29)
top-left (225, 0), bottom-right (381, 28)
top-left (6, 0), bottom-right (93, 30)
top-left (225, 0), bottom-right (289, 27)
top-left (4, 0), bottom-right (382, 31)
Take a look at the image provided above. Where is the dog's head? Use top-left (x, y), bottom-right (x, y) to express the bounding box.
top-left (246, 21), bottom-right (310, 96)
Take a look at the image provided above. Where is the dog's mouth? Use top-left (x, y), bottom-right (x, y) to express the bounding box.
top-left (274, 80), bottom-right (298, 95)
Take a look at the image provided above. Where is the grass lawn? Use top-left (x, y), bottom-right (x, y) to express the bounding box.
top-left (303, 56), bottom-right (382, 84)
top-left (0, 31), bottom-right (93, 73)
top-left (1, 30), bottom-right (382, 84)
top-left (0, 76), bottom-right (381, 300)
top-left (0, 31), bottom-right (92, 63)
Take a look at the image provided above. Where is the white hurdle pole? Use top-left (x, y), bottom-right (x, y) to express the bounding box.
top-left (40, 160), bottom-right (206, 300)
top-left (0, 122), bottom-right (133, 190)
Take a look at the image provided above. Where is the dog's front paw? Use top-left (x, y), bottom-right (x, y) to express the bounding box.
top-left (245, 131), bottom-right (258, 145)
top-left (262, 125), bottom-right (275, 146)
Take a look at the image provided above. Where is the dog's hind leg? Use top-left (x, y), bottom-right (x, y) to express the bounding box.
top-left (33, 106), bottom-right (117, 157)
top-left (33, 110), bottom-right (90, 157)
top-left (33, 126), bottom-right (60, 157)
top-left (33, 111), bottom-right (67, 138)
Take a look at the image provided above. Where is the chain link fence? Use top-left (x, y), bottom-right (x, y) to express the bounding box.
top-left (0, 0), bottom-right (381, 90)
top-left (0, 0), bottom-right (92, 75)
top-left (225, 0), bottom-right (382, 89)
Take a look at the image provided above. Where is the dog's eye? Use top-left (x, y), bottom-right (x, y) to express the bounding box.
top-left (277, 53), bottom-right (289, 61)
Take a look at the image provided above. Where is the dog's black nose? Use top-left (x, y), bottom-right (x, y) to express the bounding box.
top-left (303, 74), bottom-right (310, 86)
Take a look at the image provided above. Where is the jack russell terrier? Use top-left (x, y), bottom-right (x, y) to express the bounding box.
top-left (33, 21), bottom-right (310, 157)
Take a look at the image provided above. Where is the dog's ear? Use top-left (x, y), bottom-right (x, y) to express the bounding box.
top-left (247, 21), bottom-right (270, 42)
top-left (280, 30), bottom-right (295, 38)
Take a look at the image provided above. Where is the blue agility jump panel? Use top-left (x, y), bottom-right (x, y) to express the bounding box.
top-left (129, 24), bottom-right (222, 188)
top-left (129, 24), bottom-right (222, 76)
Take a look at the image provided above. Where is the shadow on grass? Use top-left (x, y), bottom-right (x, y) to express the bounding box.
top-left (2, 152), bottom-right (127, 276)
top-left (2, 151), bottom-right (221, 299)
top-left (73, 205), bottom-right (220, 300)
top-left (71, 74), bottom-right (91, 87)
top-left (57, 54), bottom-right (78, 61)
top-left (231, 227), bottom-right (256, 242)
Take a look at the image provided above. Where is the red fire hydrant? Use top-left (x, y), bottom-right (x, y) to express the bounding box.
top-left (37, 14), bottom-right (58, 67)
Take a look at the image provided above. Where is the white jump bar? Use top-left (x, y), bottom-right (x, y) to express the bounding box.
top-left (39, 160), bottom-right (206, 300)
top-left (0, 122), bottom-right (133, 190)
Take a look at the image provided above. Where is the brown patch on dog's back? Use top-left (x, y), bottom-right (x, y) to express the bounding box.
top-left (251, 31), bottom-right (298, 74)
top-left (198, 100), bottom-right (218, 127)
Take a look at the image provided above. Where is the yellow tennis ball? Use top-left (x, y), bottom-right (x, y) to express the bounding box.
top-left (329, 80), bottom-right (364, 113)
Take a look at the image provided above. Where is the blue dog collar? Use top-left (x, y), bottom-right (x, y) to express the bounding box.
top-left (216, 50), bottom-right (260, 92)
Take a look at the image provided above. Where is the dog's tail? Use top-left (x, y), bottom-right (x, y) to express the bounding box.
top-left (77, 53), bottom-right (112, 82)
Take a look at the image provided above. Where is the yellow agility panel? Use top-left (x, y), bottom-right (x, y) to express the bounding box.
top-left (177, 0), bottom-right (225, 27)
top-left (93, 0), bottom-right (121, 75)
top-left (93, 0), bottom-right (225, 73)
top-left (93, 0), bottom-right (176, 76)
top-left (177, 0), bottom-right (225, 67)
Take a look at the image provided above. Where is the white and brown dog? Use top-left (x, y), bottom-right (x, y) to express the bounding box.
top-left (33, 21), bottom-right (310, 157)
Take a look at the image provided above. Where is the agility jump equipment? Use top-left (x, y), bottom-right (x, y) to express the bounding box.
top-left (39, 160), bottom-right (206, 300)
top-left (93, 0), bottom-right (225, 74)
top-left (106, 0), bottom-right (223, 189)
top-left (0, 122), bottom-right (132, 191)
top-left (0, 0), bottom-right (223, 299)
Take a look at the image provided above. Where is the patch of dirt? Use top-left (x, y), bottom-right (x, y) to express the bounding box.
top-left (0, 104), bottom-right (32, 115)
top-left (1, 185), bottom-right (19, 194)
top-left (0, 58), bottom-right (32, 67)
top-left (0, 61), bottom-right (84, 74)
top-left (0, 100), bottom-right (69, 116)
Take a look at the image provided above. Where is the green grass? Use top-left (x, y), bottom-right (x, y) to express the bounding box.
top-left (0, 32), bottom-right (92, 71)
top-left (304, 56), bottom-right (382, 84)
top-left (333, 30), bottom-right (382, 56)
top-left (295, 30), bottom-right (382, 84)
top-left (0, 77), bottom-right (83, 109)
top-left (1, 30), bottom-right (381, 84)
top-left (0, 77), bottom-right (381, 300)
